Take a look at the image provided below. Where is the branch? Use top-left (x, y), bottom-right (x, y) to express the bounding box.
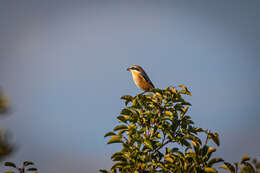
top-left (151, 139), bottom-right (171, 156)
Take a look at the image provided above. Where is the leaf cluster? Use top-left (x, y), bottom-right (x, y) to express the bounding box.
top-left (219, 156), bottom-right (260, 173)
top-left (101, 86), bottom-right (223, 173)
top-left (4, 161), bottom-right (38, 173)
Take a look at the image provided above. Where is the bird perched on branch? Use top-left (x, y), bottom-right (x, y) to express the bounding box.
top-left (127, 65), bottom-right (155, 91)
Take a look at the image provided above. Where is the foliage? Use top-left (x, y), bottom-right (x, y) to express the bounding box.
top-left (253, 157), bottom-right (260, 173)
top-left (0, 90), bottom-right (38, 172)
top-left (0, 91), bottom-right (9, 114)
top-left (101, 86), bottom-right (259, 173)
top-left (0, 90), bottom-right (13, 161)
top-left (219, 156), bottom-right (260, 173)
top-left (4, 161), bottom-right (38, 173)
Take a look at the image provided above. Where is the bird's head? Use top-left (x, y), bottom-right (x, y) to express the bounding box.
top-left (127, 65), bottom-right (143, 73)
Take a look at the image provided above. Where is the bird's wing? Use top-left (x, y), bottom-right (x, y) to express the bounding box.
top-left (140, 71), bottom-right (155, 88)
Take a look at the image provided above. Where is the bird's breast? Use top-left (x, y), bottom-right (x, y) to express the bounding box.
top-left (132, 72), bottom-right (153, 91)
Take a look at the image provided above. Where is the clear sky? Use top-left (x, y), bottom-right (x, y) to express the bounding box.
top-left (0, 0), bottom-right (259, 172)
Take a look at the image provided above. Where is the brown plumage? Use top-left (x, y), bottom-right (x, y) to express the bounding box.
top-left (127, 65), bottom-right (154, 91)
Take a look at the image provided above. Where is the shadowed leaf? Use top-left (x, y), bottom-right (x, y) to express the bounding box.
top-left (208, 158), bottom-right (224, 167)
top-left (220, 162), bottom-right (235, 173)
top-left (24, 161), bottom-right (34, 166)
top-left (113, 125), bottom-right (128, 131)
top-left (104, 132), bottom-right (116, 138)
top-left (4, 162), bottom-right (16, 168)
top-left (26, 167), bottom-right (38, 171)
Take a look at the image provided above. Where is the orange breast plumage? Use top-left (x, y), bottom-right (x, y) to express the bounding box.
top-left (132, 71), bottom-right (153, 91)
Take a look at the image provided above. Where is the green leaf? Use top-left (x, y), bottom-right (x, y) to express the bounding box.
top-left (118, 129), bottom-right (127, 136)
top-left (99, 169), bottom-right (109, 173)
top-left (207, 147), bottom-right (216, 154)
top-left (204, 167), bottom-right (217, 173)
top-left (121, 107), bottom-right (138, 116)
top-left (241, 155), bottom-right (250, 163)
top-left (26, 167), bottom-right (38, 171)
top-left (151, 88), bottom-right (163, 93)
top-left (178, 85), bottom-right (192, 96)
top-left (120, 95), bottom-right (133, 101)
top-left (212, 133), bottom-right (220, 146)
top-left (220, 162), bottom-right (235, 173)
top-left (181, 107), bottom-right (188, 117)
top-left (107, 135), bottom-right (122, 144)
top-left (144, 140), bottom-right (153, 150)
top-left (208, 158), bottom-right (224, 167)
top-left (111, 162), bottom-right (124, 169)
top-left (113, 125), bottom-right (128, 131)
top-left (117, 115), bottom-right (126, 123)
top-left (194, 127), bottom-right (204, 132)
top-left (111, 152), bottom-right (123, 159)
top-left (120, 95), bottom-right (133, 105)
top-left (181, 139), bottom-right (190, 147)
top-left (4, 162), bottom-right (16, 168)
top-left (5, 171), bottom-right (14, 173)
top-left (241, 162), bottom-right (255, 173)
top-left (165, 147), bottom-right (170, 154)
top-left (104, 132), bottom-right (116, 138)
top-left (191, 141), bottom-right (199, 153)
top-left (165, 154), bottom-right (174, 163)
top-left (208, 132), bottom-right (220, 146)
top-left (178, 85), bottom-right (186, 89)
top-left (23, 161), bottom-right (34, 166)
top-left (165, 111), bottom-right (173, 117)
top-left (203, 148), bottom-right (215, 161)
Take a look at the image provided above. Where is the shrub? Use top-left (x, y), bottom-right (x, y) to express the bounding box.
top-left (101, 86), bottom-right (259, 173)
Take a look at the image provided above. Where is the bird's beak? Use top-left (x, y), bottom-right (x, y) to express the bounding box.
top-left (127, 67), bottom-right (131, 71)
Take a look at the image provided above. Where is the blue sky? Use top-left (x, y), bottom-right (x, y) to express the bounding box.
top-left (0, 0), bottom-right (259, 172)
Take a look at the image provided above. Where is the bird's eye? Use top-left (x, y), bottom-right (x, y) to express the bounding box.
top-left (132, 67), bottom-right (139, 71)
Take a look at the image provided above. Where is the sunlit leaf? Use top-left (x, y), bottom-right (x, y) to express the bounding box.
top-left (144, 140), bottom-right (153, 150)
top-left (113, 125), bottom-right (128, 131)
top-left (204, 167), bottom-right (217, 173)
top-left (5, 171), bottom-right (14, 173)
top-left (107, 135), bottom-right (122, 144)
top-left (118, 129), bottom-right (128, 136)
top-left (165, 111), bottom-right (173, 117)
top-left (111, 162), bottom-right (124, 169)
top-left (117, 115), bottom-right (126, 123)
top-left (104, 132), bottom-right (116, 138)
top-left (207, 147), bottom-right (216, 154)
top-left (241, 155), bottom-right (250, 163)
top-left (220, 162), bottom-right (235, 173)
top-left (165, 155), bottom-right (174, 163)
top-left (212, 133), bottom-right (220, 146)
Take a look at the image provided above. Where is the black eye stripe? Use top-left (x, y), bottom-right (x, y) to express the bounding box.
top-left (131, 67), bottom-right (140, 71)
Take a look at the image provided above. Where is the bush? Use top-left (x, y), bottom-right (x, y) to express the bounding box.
top-left (101, 86), bottom-right (259, 173)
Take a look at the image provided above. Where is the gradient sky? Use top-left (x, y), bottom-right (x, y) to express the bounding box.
top-left (0, 0), bottom-right (259, 172)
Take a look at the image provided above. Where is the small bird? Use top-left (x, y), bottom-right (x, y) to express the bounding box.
top-left (127, 65), bottom-right (155, 91)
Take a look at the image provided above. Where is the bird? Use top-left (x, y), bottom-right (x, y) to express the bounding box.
top-left (127, 65), bottom-right (155, 91)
